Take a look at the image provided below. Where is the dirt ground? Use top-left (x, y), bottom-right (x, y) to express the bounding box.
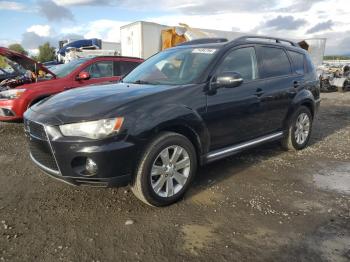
top-left (0, 92), bottom-right (349, 262)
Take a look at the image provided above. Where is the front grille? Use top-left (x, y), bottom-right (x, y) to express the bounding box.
top-left (25, 119), bottom-right (59, 172)
top-left (29, 139), bottom-right (59, 171)
top-left (24, 119), bottom-right (47, 140)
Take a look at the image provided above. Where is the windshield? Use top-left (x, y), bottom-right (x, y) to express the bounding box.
top-left (123, 47), bottom-right (218, 85)
top-left (51, 59), bottom-right (88, 78)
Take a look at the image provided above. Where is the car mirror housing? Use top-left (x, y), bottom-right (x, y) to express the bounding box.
top-left (211, 72), bottom-right (243, 89)
top-left (76, 71), bottom-right (90, 81)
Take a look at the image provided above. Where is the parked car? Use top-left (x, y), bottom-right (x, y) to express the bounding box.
top-left (24, 36), bottom-right (320, 206)
top-left (0, 67), bottom-right (22, 82)
top-left (0, 47), bottom-right (53, 90)
top-left (0, 49), bottom-right (143, 121)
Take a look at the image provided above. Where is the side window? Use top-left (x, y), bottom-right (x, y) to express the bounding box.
top-left (259, 47), bottom-right (291, 78)
top-left (217, 47), bottom-right (258, 80)
top-left (85, 61), bottom-right (113, 78)
top-left (117, 61), bottom-right (140, 76)
top-left (288, 51), bottom-right (305, 74)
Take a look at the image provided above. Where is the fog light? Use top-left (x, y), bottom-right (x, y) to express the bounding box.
top-left (0, 108), bottom-right (15, 117)
top-left (85, 158), bottom-right (98, 175)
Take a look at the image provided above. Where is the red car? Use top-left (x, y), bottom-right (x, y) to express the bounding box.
top-left (0, 47), bottom-right (143, 121)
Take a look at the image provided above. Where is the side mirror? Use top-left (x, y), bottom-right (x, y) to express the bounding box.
top-left (76, 71), bottom-right (90, 81)
top-left (211, 72), bottom-right (243, 90)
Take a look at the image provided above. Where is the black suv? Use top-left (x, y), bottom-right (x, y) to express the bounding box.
top-left (24, 36), bottom-right (320, 206)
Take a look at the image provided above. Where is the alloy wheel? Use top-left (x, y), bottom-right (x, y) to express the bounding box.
top-left (151, 145), bottom-right (191, 198)
top-left (294, 113), bottom-right (310, 145)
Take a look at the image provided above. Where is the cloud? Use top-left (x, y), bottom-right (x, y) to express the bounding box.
top-left (21, 32), bottom-right (56, 49)
top-left (259, 16), bottom-right (307, 31)
top-left (0, 39), bottom-right (15, 47)
top-left (53, 0), bottom-right (109, 5)
top-left (278, 0), bottom-right (326, 12)
top-left (167, 0), bottom-right (276, 15)
top-left (54, 0), bottom-right (277, 13)
top-left (337, 35), bottom-right (350, 55)
top-left (306, 20), bottom-right (334, 34)
top-left (311, 30), bottom-right (350, 55)
top-left (37, 0), bottom-right (74, 22)
top-left (60, 19), bottom-right (129, 43)
top-left (27, 25), bottom-right (52, 37)
top-left (21, 27), bottom-right (84, 50)
top-left (52, 0), bottom-right (326, 14)
top-left (0, 1), bottom-right (25, 10)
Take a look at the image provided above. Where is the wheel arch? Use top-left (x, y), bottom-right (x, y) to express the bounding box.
top-left (155, 123), bottom-right (203, 164)
top-left (283, 90), bottom-right (316, 129)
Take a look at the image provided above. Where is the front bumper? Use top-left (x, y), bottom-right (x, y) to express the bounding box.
top-left (25, 119), bottom-right (137, 187)
top-left (0, 99), bottom-right (24, 121)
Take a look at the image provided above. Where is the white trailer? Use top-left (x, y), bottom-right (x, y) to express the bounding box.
top-left (120, 21), bottom-right (326, 66)
top-left (120, 21), bottom-right (169, 59)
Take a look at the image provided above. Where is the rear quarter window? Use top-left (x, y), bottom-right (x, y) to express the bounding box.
top-left (288, 51), bottom-right (305, 74)
top-left (258, 47), bottom-right (291, 78)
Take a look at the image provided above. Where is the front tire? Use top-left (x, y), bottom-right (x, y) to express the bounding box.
top-left (281, 106), bottom-right (313, 151)
top-left (131, 132), bottom-right (197, 207)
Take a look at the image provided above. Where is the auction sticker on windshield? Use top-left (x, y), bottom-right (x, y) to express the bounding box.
top-left (192, 48), bottom-right (217, 54)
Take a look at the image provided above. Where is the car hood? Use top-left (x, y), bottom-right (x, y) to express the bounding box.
top-left (18, 77), bottom-right (63, 90)
top-left (0, 47), bottom-right (55, 76)
top-left (29, 82), bottom-right (177, 124)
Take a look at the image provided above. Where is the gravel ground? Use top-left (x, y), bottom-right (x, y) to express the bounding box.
top-left (0, 92), bottom-right (349, 262)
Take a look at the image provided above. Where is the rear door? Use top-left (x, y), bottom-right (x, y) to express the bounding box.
top-left (254, 46), bottom-right (298, 134)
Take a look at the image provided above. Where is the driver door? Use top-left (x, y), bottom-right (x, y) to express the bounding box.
top-left (72, 61), bottom-right (120, 89)
top-left (203, 46), bottom-right (265, 150)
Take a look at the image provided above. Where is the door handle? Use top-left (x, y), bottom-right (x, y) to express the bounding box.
top-left (64, 87), bottom-right (73, 90)
top-left (255, 88), bottom-right (264, 97)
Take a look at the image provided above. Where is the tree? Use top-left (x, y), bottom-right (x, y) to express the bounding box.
top-left (0, 56), bottom-right (7, 68)
top-left (37, 42), bottom-right (56, 63)
top-left (8, 43), bottom-right (28, 56)
top-left (324, 55), bottom-right (350, 60)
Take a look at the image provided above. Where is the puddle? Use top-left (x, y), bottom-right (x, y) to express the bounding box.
top-left (313, 163), bottom-right (350, 195)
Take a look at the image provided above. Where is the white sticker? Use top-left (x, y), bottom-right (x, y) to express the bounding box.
top-left (192, 48), bottom-right (217, 54)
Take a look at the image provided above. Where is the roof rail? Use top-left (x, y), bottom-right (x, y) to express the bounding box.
top-left (235, 35), bottom-right (300, 47)
top-left (177, 38), bottom-right (228, 46)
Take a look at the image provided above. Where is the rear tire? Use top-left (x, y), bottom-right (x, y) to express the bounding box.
top-left (281, 106), bottom-right (313, 151)
top-left (131, 132), bottom-right (197, 207)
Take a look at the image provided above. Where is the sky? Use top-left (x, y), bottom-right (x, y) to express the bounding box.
top-left (0, 0), bottom-right (349, 55)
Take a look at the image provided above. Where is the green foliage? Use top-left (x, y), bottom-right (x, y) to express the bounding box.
top-left (8, 43), bottom-right (28, 55)
top-left (1, 43), bottom-right (29, 68)
top-left (37, 42), bottom-right (56, 63)
top-left (324, 55), bottom-right (350, 60)
top-left (0, 56), bottom-right (8, 68)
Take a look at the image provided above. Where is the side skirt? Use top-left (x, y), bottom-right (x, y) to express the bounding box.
top-left (204, 131), bottom-right (284, 163)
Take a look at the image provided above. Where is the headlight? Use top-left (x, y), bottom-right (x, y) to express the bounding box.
top-left (59, 117), bottom-right (124, 139)
top-left (0, 89), bottom-right (26, 99)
